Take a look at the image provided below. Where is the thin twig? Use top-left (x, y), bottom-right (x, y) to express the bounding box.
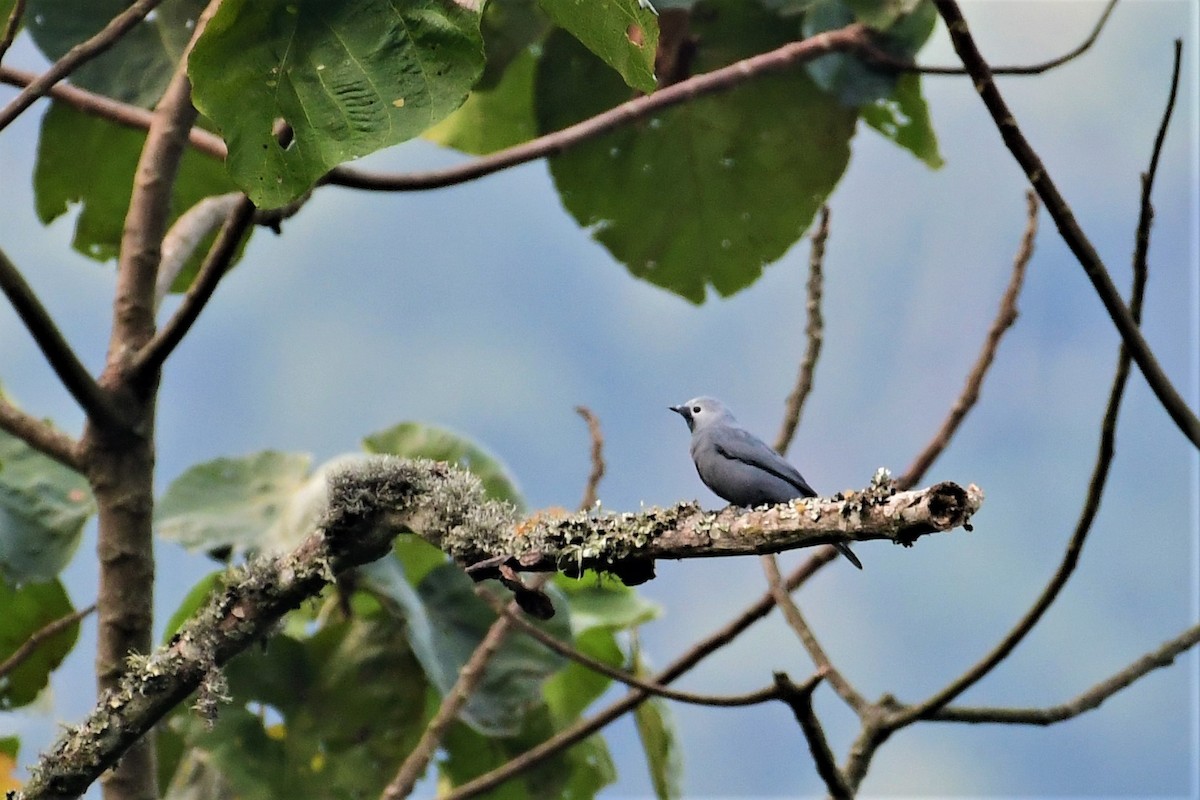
top-left (926, 623), bottom-right (1200, 724)
top-left (772, 671), bottom-right (851, 799)
top-left (888, 41), bottom-right (1177, 727)
top-left (932, 1), bottom-right (1198, 446)
top-left (440, 553), bottom-right (836, 799)
top-left (322, 23), bottom-right (871, 192)
top-left (133, 195), bottom-right (256, 378)
top-left (574, 406), bottom-right (605, 511)
top-left (865, 0), bottom-right (1119, 76)
top-left (0, 65), bottom-right (228, 158)
top-left (155, 193), bottom-right (247, 308)
top-left (0, 248), bottom-right (126, 430)
top-left (493, 596), bottom-right (784, 707)
top-left (381, 597), bottom-right (522, 800)
top-left (774, 205), bottom-right (829, 455)
top-left (0, 604), bottom-right (95, 679)
top-left (0, 397), bottom-right (81, 469)
top-left (0, 0), bottom-right (167, 132)
top-left (896, 190), bottom-right (1037, 490)
top-left (0, 0), bottom-right (26, 66)
top-left (762, 556), bottom-right (866, 712)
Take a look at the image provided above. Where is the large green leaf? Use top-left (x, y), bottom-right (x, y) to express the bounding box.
top-left (426, 45), bottom-right (539, 155)
top-left (0, 423), bottom-right (93, 584)
top-left (538, 0), bottom-right (658, 92)
top-left (166, 612), bottom-right (431, 800)
top-left (632, 652), bottom-right (682, 800)
top-left (476, 0), bottom-right (551, 90)
top-left (155, 451), bottom-right (313, 553)
top-left (364, 421), bottom-right (525, 510)
top-left (34, 102), bottom-right (240, 275)
top-left (0, 580), bottom-right (79, 710)
top-left (25, 0), bottom-right (207, 107)
top-left (189, 0), bottom-right (485, 208)
top-left (538, 0), bottom-right (857, 303)
top-left (414, 563), bottom-right (569, 735)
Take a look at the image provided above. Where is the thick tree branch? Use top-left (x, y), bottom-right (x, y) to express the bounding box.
top-left (457, 475), bottom-right (981, 584)
top-left (924, 624), bottom-right (1200, 724)
top-left (0, 0), bottom-right (166, 132)
top-left (896, 190), bottom-right (1037, 489)
top-left (16, 459), bottom-right (496, 800)
top-left (932, 1), bottom-right (1198, 446)
top-left (0, 247), bottom-right (126, 430)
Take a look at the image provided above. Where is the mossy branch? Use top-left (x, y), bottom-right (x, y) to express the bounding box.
top-left (15, 459), bottom-right (981, 799)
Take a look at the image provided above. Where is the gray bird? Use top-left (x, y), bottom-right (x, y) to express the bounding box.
top-left (670, 396), bottom-right (863, 569)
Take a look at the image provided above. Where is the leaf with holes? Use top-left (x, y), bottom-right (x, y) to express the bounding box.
top-left (189, 0), bottom-right (485, 208)
top-left (538, 0), bottom-right (658, 92)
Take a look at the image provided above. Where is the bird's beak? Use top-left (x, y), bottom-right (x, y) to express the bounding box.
top-left (668, 404), bottom-right (687, 418)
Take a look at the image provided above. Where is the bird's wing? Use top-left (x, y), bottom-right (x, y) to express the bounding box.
top-left (710, 426), bottom-right (817, 497)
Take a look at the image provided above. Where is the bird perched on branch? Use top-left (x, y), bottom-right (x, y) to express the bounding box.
top-left (670, 396), bottom-right (863, 569)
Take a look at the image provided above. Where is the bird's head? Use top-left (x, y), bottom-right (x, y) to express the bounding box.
top-left (669, 396), bottom-right (734, 433)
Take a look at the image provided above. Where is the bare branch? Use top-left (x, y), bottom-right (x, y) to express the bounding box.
top-left (0, 395), bottom-right (81, 470)
top-left (763, 556), bottom-right (866, 712)
top-left (0, 247), bottom-right (126, 430)
top-left (492, 594), bottom-right (786, 707)
top-left (0, 0), bottom-right (25, 66)
top-left (381, 597), bottom-right (521, 800)
top-left (864, 0), bottom-right (1119, 76)
top-left (133, 195), bottom-right (256, 378)
top-left (0, 604), bottom-right (95, 680)
top-left (927, 623), bottom-right (1200, 724)
top-left (155, 193), bottom-right (248, 308)
top-left (0, 65), bottom-right (228, 159)
top-left (896, 190), bottom-right (1037, 489)
top-left (0, 0), bottom-right (166, 132)
top-left (774, 205), bottom-right (829, 455)
top-left (772, 671), bottom-right (852, 799)
top-left (322, 23), bottom-right (872, 192)
top-left (931, 0), bottom-right (1199, 446)
top-left (574, 405), bottom-right (606, 511)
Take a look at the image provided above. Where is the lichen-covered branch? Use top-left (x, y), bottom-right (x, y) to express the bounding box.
top-left (455, 471), bottom-right (982, 585)
top-left (16, 459), bottom-right (490, 800)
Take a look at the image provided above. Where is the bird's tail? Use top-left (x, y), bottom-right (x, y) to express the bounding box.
top-left (835, 542), bottom-right (863, 570)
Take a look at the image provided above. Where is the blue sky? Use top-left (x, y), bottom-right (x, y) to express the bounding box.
top-left (2, 1), bottom-right (1198, 797)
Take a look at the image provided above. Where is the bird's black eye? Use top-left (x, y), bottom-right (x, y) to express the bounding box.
top-left (692, 406), bottom-right (701, 414)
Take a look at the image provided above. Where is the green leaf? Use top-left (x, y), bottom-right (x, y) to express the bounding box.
top-left (804, 0), bottom-right (936, 107)
top-left (34, 103), bottom-right (239, 271)
top-left (167, 613), bottom-right (431, 800)
top-left (189, 0), bottom-right (485, 208)
top-left (155, 451), bottom-right (312, 553)
top-left (862, 72), bottom-right (942, 167)
top-left (413, 563), bottom-right (569, 735)
top-left (542, 626), bottom-right (623, 721)
top-left (364, 422), bottom-right (525, 510)
top-left (0, 580), bottom-right (79, 710)
top-left (160, 571), bottom-right (223, 644)
top-left (426, 45), bottom-right (539, 155)
top-left (25, 0), bottom-right (207, 107)
top-left (538, 0), bottom-right (658, 92)
top-left (633, 652), bottom-right (682, 799)
top-left (554, 573), bottom-right (661, 635)
top-left (1, 735), bottom-right (20, 797)
top-left (0, 423), bottom-right (93, 584)
top-left (538, 0), bottom-right (857, 303)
